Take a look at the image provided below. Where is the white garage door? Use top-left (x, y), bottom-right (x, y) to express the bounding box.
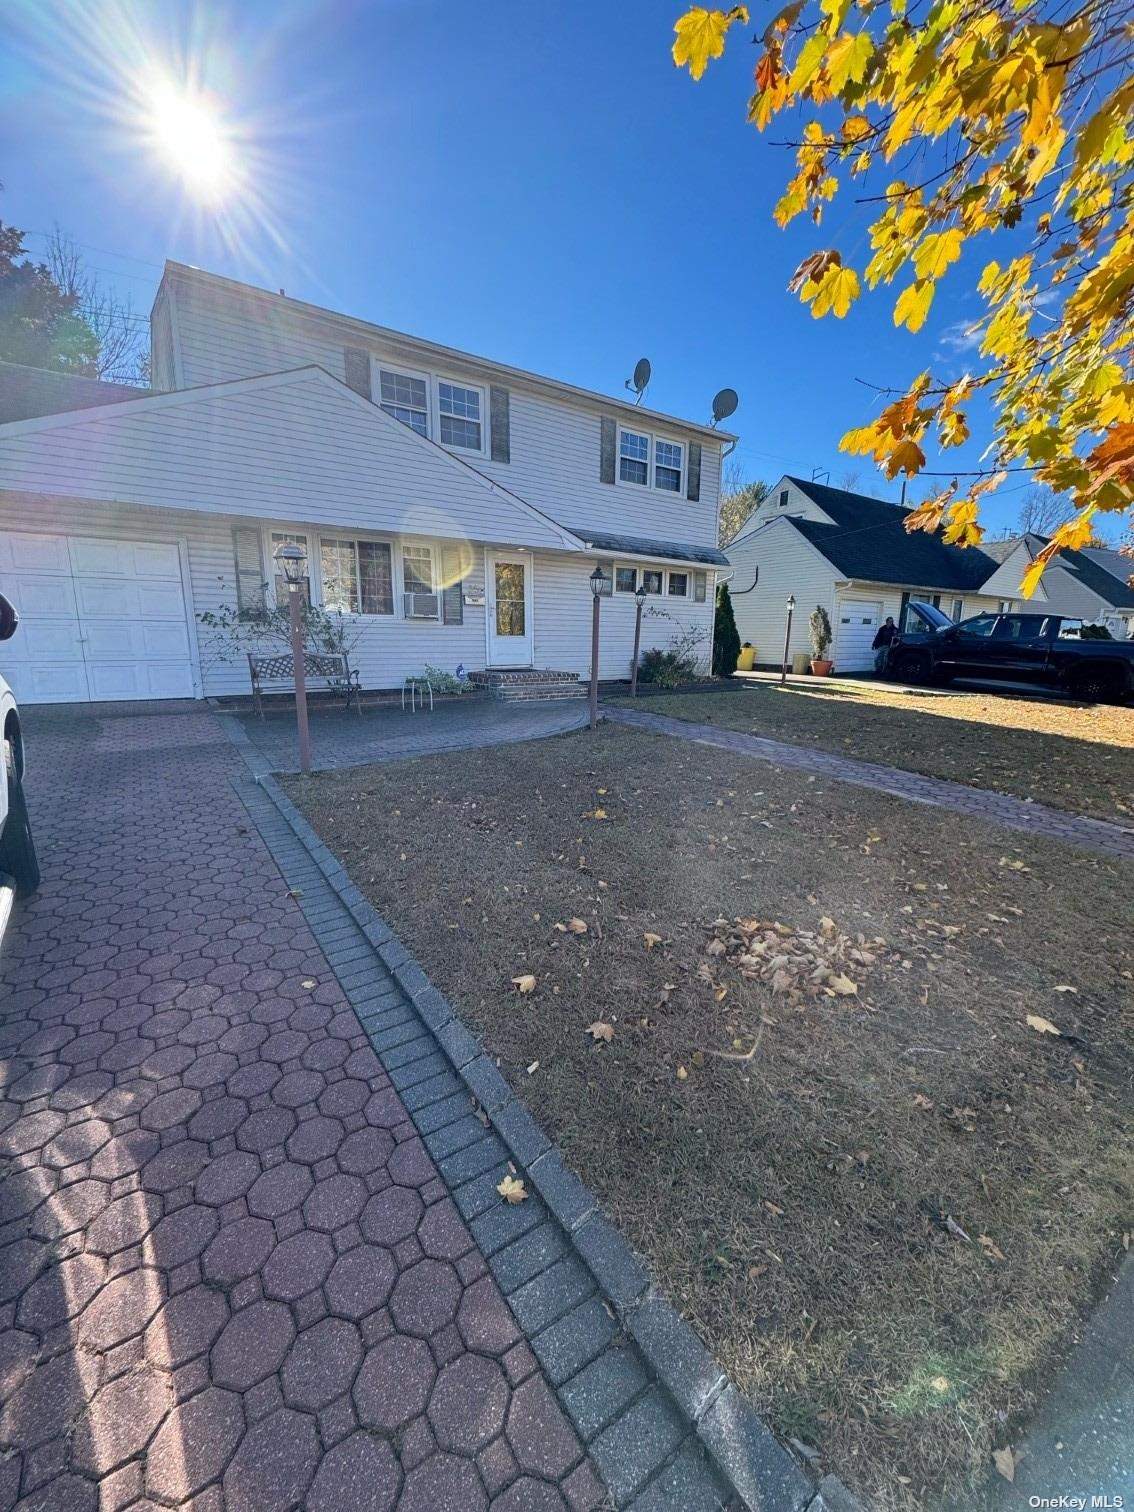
top-left (834, 597), bottom-right (884, 673)
top-left (0, 531), bottom-right (197, 703)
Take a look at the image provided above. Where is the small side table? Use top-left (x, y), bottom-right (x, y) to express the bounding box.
top-left (402, 676), bottom-right (434, 713)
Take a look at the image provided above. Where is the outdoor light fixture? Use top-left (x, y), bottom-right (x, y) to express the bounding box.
top-left (590, 565), bottom-right (607, 598)
top-left (630, 581), bottom-right (648, 700)
top-left (634, 583), bottom-right (647, 607)
top-left (587, 566), bottom-right (608, 730)
top-left (272, 540), bottom-right (312, 771)
top-left (781, 594), bottom-right (797, 686)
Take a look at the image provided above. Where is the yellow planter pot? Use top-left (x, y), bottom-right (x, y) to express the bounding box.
top-left (736, 645), bottom-right (756, 671)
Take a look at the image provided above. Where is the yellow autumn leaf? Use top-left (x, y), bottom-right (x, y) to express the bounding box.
top-left (586, 1021), bottom-right (615, 1042)
top-left (826, 31), bottom-right (874, 92)
top-left (828, 973), bottom-right (859, 995)
top-left (672, 6), bottom-right (748, 81)
top-left (884, 439), bottom-right (926, 478)
top-left (643, 931), bottom-right (662, 950)
top-left (511, 974), bottom-right (537, 994)
top-left (497, 1174), bottom-right (528, 1204)
top-left (567, 917), bottom-right (589, 935)
top-left (1026, 1014), bottom-right (1062, 1036)
top-left (788, 32), bottom-right (828, 93)
top-left (805, 263), bottom-right (860, 318)
top-left (912, 228), bottom-right (963, 281)
top-left (893, 279), bottom-right (935, 332)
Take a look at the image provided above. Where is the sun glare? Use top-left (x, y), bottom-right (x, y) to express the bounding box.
top-left (143, 79), bottom-right (237, 202)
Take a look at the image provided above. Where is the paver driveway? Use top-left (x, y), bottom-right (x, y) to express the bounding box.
top-left (0, 708), bottom-right (601, 1512)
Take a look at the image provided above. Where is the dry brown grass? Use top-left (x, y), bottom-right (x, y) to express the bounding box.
top-left (613, 682), bottom-right (1134, 822)
top-left (285, 726), bottom-right (1133, 1509)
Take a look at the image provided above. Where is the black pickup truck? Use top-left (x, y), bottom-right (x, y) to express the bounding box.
top-left (884, 603), bottom-right (1134, 702)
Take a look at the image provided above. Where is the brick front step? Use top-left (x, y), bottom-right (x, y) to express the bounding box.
top-left (468, 669), bottom-right (586, 702)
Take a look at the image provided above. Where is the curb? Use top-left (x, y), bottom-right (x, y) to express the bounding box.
top-left (0, 871), bottom-right (16, 956)
top-left (239, 748), bottom-right (865, 1512)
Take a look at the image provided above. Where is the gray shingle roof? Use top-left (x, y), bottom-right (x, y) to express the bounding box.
top-left (0, 360), bottom-right (148, 424)
top-left (570, 527), bottom-right (729, 567)
top-left (1060, 545), bottom-right (1134, 608)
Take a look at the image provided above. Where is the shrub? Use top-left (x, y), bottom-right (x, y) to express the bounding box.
top-left (638, 646), bottom-right (698, 688)
top-left (713, 582), bottom-right (741, 676)
top-left (421, 664), bottom-right (470, 694)
top-left (809, 604), bottom-right (833, 660)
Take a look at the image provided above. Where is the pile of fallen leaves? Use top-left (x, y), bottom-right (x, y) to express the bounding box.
top-left (704, 914), bottom-right (889, 1003)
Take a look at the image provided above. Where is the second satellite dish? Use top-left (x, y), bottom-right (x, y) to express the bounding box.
top-left (626, 358), bottom-right (652, 403)
top-left (711, 387), bottom-right (739, 425)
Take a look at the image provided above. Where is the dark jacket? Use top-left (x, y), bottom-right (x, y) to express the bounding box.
top-left (872, 623), bottom-right (898, 650)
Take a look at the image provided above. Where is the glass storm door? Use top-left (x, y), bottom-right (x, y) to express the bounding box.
top-left (486, 552), bottom-right (533, 666)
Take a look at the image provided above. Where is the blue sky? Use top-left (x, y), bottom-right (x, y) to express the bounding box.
top-left (1, 0), bottom-right (1042, 533)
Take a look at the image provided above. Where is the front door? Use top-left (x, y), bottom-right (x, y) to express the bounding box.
top-left (486, 551), bottom-right (534, 666)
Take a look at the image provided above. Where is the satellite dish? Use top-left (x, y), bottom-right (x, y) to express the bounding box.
top-left (625, 358), bottom-right (652, 404)
top-left (711, 387), bottom-right (739, 426)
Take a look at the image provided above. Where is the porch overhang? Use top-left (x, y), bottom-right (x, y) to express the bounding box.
top-left (569, 527), bottom-right (729, 569)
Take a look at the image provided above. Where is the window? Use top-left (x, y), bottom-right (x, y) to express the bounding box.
top-left (641, 568), bottom-right (663, 595)
top-left (271, 531), bottom-right (309, 603)
top-left (438, 381), bottom-right (482, 450)
top-left (998, 599), bottom-right (1012, 613)
top-left (778, 489), bottom-right (789, 507)
top-left (667, 571), bottom-right (688, 597)
top-left (1056, 618), bottom-right (1084, 640)
top-left (655, 440), bottom-right (683, 493)
top-left (951, 597), bottom-right (964, 622)
top-left (693, 571), bottom-right (707, 603)
top-left (619, 429), bottom-right (650, 486)
top-left (615, 566), bottom-right (638, 593)
top-left (318, 539), bottom-right (394, 615)
top-left (402, 544), bottom-right (435, 596)
top-left (379, 369), bottom-right (429, 436)
top-left (959, 613), bottom-right (999, 637)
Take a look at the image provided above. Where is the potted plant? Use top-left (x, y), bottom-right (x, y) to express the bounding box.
top-left (809, 605), bottom-right (834, 675)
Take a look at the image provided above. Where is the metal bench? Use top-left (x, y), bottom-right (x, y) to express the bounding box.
top-left (247, 651), bottom-right (361, 719)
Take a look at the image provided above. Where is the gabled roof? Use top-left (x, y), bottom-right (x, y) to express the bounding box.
top-left (1075, 545), bottom-right (1134, 607)
top-left (163, 262), bottom-right (737, 443)
top-left (782, 477), bottom-right (1002, 591)
top-left (570, 527), bottom-right (729, 567)
top-left (0, 359), bottom-right (148, 424)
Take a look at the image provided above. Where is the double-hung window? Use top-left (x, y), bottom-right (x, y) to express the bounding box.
top-left (438, 381), bottom-right (482, 450)
top-left (615, 567), bottom-right (638, 593)
top-left (693, 571), bottom-right (708, 603)
top-left (378, 369), bottom-right (429, 437)
top-left (619, 429), bottom-right (650, 486)
top-left (655, 441), bottom-right (683, 493)
top-left (319, 538), bottom-right (394, 615)
top-left (403, 544), bottom-right (434, 595)
top-left (641, 568), bottom-right (663, 595)
top-left (667, 570), bottom-right (688, 597)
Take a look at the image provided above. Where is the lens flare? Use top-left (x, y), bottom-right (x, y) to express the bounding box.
top-left (142, 77), bottom-right (238, 202)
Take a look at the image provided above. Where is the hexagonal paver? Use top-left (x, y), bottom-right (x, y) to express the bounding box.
top-left (418, 1199), bottom-right (472, 1261)
top-left (337, 1127), bottom-right (394, 1175)
top-left (398, 1452), bottom-right (487, 1512)
top-left (194, 1149), bottom-right (261, 1206)
top-left (325, 1246), bottom-right (397, 1320)
top-left (285, 1115), bottom-right (343, 1164)
top-left (149, 1203), bottom-right (219, 1267)
top-left (281, 1317), bottom-right (363, 1410)
top-left (146, 1386), bottom-right (244, 1502)
top-left (306, 1431), bottom-right (400, 1512)
top-left (222, 1406), bottom-right (320, 1512)
top-left (507, 1376), bottom-right (583, 1480)
top-left (353, 1335), bottom-right (435, 1430)
top-left (211, 1300), bottom-right (295, 1389)
top-left (493, 1479), bottom-right (569, 1512)
top-left (428, 1353), bottom-right (509, 1453)
top-left (390, 1259), bottom-right (462, 1339)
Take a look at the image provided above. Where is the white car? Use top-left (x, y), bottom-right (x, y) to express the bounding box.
top-left (0, 592), bottom-right (40, 896)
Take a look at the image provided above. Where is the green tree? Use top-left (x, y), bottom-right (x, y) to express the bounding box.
top-left (713, 581), bottom-right (741, 676)
top-left (719, 470), bottom-right (770, 545)
top-left (0, 221), bottom-right (100, 374)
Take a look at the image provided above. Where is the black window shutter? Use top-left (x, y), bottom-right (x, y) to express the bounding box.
top-left (687, 442), bottom-right (702, 502)
top-left (600, 417), bottom-right (617, 484)
top-left (344, 347), bottom-right (372, 400)
top-left (232, 527), bottom-right (265, 611)
top-left (441, 546), bottom-right (464, 625)
top-left (490, 386), bottom-right (511, 463)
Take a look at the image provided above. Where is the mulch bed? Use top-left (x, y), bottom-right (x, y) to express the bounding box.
top-left (284, 725), bottom-right (1133, 1510)
top-left (609, 683), bottom-right (1134, 822)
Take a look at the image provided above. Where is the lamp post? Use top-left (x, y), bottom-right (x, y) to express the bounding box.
top-left (780, 594), bottom-right (796, 686)
top-left (588, 565), bottom-right (607, 730)
top-left (274, 540), bottom-right (312, 773)
top-left (630, 582), bottom-right (647, 698)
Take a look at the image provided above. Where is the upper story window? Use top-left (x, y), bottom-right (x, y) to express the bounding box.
top-left (379, 369), bottom-right (429, 437)
top-left (778, 489), bottom-right (789, 507)
top-left (619, 429), bottom-right (650, 485)
top-left (438, 381), bottom-right (483, 450)
top-left (655, 441), bottom-right (684, 493)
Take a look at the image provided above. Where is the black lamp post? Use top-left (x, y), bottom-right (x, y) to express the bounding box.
top-left (630, 581), bottom-right (647, 698)
top-left (274, 540), bottom-right (312, 773)
top-left (588, 565), bottom-right (607, 730)
top-left (780, 593), bottom-right (796, 686)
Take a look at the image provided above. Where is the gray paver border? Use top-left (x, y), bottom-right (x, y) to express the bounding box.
top-left (218, 711), bottom-right (862, 1512)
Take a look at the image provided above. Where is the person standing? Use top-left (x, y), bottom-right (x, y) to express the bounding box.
top-left (872, 615), bottom-right (898, 673)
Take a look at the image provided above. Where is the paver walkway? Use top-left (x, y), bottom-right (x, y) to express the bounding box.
top-left (231, 700), bottom-right (588, 774)
top-left (606, 706), bottom-right (1134, 859)
top-left (0, 708), bottom-right (606, 1511)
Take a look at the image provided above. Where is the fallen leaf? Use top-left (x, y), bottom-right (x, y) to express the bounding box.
top-left (691, 1050), bottom-right (705, 1068)
top-left (567, 917), bottom-right (588, 935)
top-left (587, 807), bottom-right (608, 821)
top-left (992, 1447), bottom-right (1017, 1482)
top-left (526, 1060), bottom-right (539, 1075)
top-left (301, 979), bottom-right (316, 990)
top-left (1053, 984), bottom-right (1078, 994)
top-left (979, 1234), bottom-right (1007, 1262)
top-left (764, 1201), bottom-right (784, 1216)
top-left (676, 1065), bottom-right (688, 1080)
top-left (643, 932), bottom-right (662, 950)
top-left (586, 1021), bottom-right (615, 1042)
top-left (913, 1093), bottom-right (935, 1110)
top-left (828, 973), bottom-right (859, 996)
top-left (1026, 1014), bottom-right (1062, 1036)
top-left (497, 1175), bottom-right (528, 1205)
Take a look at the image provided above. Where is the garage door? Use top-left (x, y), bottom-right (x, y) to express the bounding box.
top-left (834, 597), bottom-right (884, 673)
top-left (0, 531), bottom-right (196, 703)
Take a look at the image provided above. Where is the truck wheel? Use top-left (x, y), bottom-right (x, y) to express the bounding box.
top-left (895, 651), bottom-right (931, 686)
top-left (1070, 666), bottom-right (1123, 703)
top-left (0, 740), bottom-right (40, 897)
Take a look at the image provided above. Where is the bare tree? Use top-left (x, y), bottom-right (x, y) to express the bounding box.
top-left (1014, 485), bottom-right (1073, 539)
top-left (45, 229), bottom-right (147, 385)
top-left (838, 469), bottom-right (861, 492)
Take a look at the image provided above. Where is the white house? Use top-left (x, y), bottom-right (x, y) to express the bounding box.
top-left (726, 476), bottom-right (1133, 673)
top-left (0, 263), bottom-right (732, 704)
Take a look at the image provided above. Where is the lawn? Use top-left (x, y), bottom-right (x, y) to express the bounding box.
top-left (608, 681), bottom-right (1134, 823)
top-left (285, 726), bottom-right (1133, 1509)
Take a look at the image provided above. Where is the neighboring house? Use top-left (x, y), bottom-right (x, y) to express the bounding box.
top-left (0, 262), bottom-right (731, 704)
top-left (726, 476), bottom-right (1132, 672)
top-left (0, 359), bottom-right (148, 422)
